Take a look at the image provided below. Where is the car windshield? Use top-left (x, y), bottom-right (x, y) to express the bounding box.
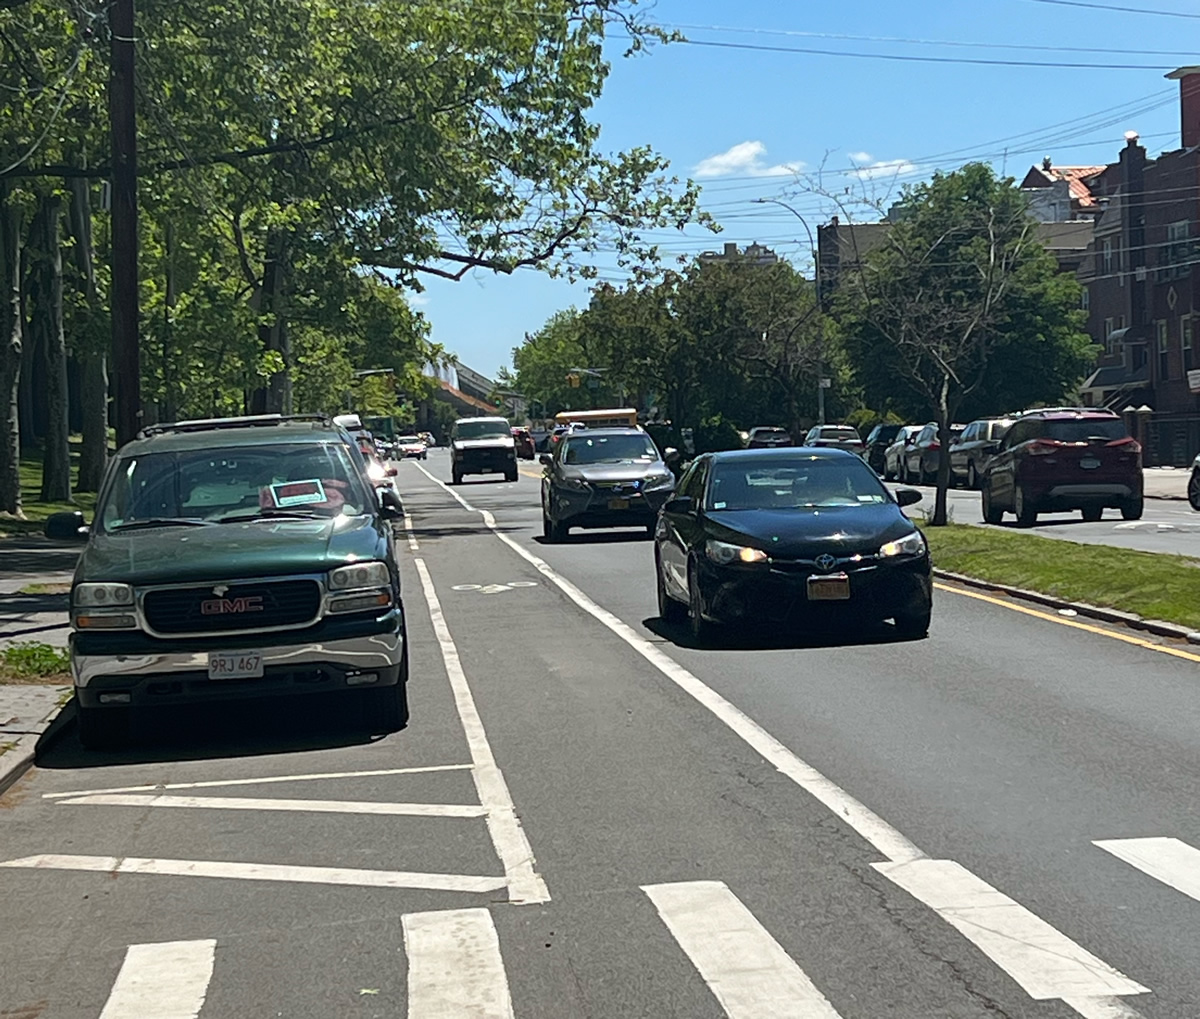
top-left (455, 420), bottom-right (511, 440)
top-left (562, 434), bottom-right (658, 465)
top-left (819, 427), bottom-right (859, 439)
top-left (98, 442), bottom-right (371, 531)
top-left (1043, 419), bottom-right (1128, 442)
top-left (707, 457), bottom-right (888, 510)
top-left (754, 428), bottom-right (788, 437)
top-left (397, 435), bottom-right (421, 444)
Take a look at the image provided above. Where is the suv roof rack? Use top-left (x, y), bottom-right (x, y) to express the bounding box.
top-left (139, 413), bottom-right (331, 438)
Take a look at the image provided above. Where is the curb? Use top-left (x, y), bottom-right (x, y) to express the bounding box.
top-left (0, 696), bottom-right (73, 798)
top-left (934, 569), bottom-right (1200, 646)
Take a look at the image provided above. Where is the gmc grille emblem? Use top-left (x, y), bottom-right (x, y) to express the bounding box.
top-left (200, 595), bottom-right (264, 616)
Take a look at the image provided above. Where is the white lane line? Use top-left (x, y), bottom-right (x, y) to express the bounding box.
top-left (0, 854), bottom-right (507, 893)
top-left (411, 457), bottom-right (1152, 1017)
top-left (1095, 837), bottom-right (1200, 903)
top-left (403, 908), bottom-right (515, 1019)
top-left (404, 512), bottom-right (420, 552)
top-left (57, 792), bottom-right (487, 818)
top-left (872, 860), bottom-right (1148, 1001)
top-left (412, 556), bottom-right (549, 905)
top-left (644, 881), bottom-right (843, 1019)
top-left (98, 939), bottom-right (216, 1019)
top-left (42, 764), bottom-right (473, 799)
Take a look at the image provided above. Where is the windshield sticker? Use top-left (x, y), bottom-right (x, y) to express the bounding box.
top-left (713, 501), bottom-right (727, 509)
top-left (268, 479), bottom-right (327, 507)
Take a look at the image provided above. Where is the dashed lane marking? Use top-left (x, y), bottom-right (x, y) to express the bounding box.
top-left (0, 854), bottom-right (508, 893)
top-left (933, 583), bottom-right (1200, 664)
top-left (98, 939), bottom-right (215, 1019)
top-left (1095, 837), bottom-right (1200, 905)
top-left (55, 793), bottom-right (487, 818)
top-left (403, 908), bottom-right (515, 1019)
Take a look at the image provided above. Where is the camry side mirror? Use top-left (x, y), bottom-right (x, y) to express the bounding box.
top-left (386, 465), bottom-right (398, 476)
top-left (45, 510), bottom-right (89, 540)
top-left (663, 495), bottom-right (694, 515)
top-left (539, 453), bottom-right (553, 466)
top-left (378, 487), bottom-right (404, 519)
top-left (894, 488), bottom-right (923, 508)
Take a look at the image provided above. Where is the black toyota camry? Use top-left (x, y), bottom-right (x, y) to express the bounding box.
top-left (654, 448), bottom-right (932, 641)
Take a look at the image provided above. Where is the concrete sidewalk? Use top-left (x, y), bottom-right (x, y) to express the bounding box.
top-left (1143, 467), bottom-right (1192, 502)
top-left (0, 682), bottom-right (69, 795)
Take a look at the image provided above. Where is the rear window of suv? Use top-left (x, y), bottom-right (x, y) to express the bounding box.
top-left (1041, 418), bottom-right (1128, 443)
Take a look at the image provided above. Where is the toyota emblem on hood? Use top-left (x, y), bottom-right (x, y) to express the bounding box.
top-left (815, 554), bottom-right (837, 572)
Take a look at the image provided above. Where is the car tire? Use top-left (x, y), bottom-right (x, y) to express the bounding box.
top-left (893, 607), bottom-right (931, 639)
top-left (77, 705), bottom-right (130, 751)
top-left (1189, 470), bottom-right (1200, 511)
top-left (505, 469), bottom-right (518, 483)
top-left (1014, 485), bottom-right (1038, 528)
top-left (1120, 496), bottom-right (1144, 521)
top-left (1082, 506), bottom-right (1103, 522)
top-left (687, 562), bottom-right (714, 644)
top-left (451, 470), bottom-right (462, 486)
top-left (546, 514), bottom-right (568, 543)
top-left (656, 552), bottom-right (686, 623)
top-left (644, 522), bottom-right (656, 539)
top-left (357, 659), bottom-right (409, 735)
top-left (967, 462), bottom-right (978, 490)
top-left (981, 482), bottom-right (1003, 525)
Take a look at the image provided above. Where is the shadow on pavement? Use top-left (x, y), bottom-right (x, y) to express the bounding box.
top-left (0, 538), bottom-right (82, 578)
top-left (532, 530), bottom-right (652, 546)
top-left (643, 616), bottom-right (921, 652)
top-left (410, 522), bottom-right (522, 540)
top-left (35, 693), bottom-right (384, 771)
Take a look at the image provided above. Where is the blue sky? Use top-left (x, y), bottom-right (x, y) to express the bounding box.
top-left (418, 0), bottom-right (1195, 379)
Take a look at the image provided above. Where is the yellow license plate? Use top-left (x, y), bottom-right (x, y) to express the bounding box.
top-left (806, 574), bottom-right (851, 601)
top-left (608, 498), bottom-right (629, 510)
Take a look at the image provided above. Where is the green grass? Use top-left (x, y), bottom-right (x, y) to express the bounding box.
top-left (925, 524), bottom-right (1200, 631)
top-left (0, 641), bottom-right (71, 685)
top-left (0, 440), bottom-right (98, 537)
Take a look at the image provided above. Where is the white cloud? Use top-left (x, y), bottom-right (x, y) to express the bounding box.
top-left (849, 151), bottom-right (873, 163)
top-left (850, 157), bottom-right (917, 181)
top-left (693, 140), bottom-right (804, 179)
top-left (409, 292), bottom-right (430, 307)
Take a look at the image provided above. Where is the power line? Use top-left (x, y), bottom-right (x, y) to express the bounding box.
top-left (1024, 0), bottom-right (1200, 18)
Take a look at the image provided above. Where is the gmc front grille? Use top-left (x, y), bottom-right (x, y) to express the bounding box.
top-left (143, 580), bottom-right (322, 635)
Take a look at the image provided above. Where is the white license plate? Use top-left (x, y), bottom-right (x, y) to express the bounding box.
top-left (1080, 457), bottom-right (1101, 470)
top-left (807, 573), bottom-right (851, 601)
top-left (208, 651), bottom-right (264, 680)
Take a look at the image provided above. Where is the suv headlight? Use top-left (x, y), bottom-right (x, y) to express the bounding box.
top-left (880, 531), bottom-right (926, 558)
top-left (706, 540), bottom-right (768, 565)
top-left (329, 562), bottom-right (391, 590)
top-left (643, 473), bottom-right (675, 491)
top-left (561, 476), bottom-right (589, 491)
top-left (73, 582), bottom-right (134, 607)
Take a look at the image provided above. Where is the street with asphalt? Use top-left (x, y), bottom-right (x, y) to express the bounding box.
top-left (3, 450), bottom-right (1200, 1017)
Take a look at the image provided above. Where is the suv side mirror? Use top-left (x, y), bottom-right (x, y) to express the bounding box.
top-left (539, 453), bottom-right (553, 466)
top-left (663, 495), bottom-right (694, 515)
top-left (378, 487), bottom-right (404, 519)
top-left (894, 488), bottom-right (923, 508)
top-left (45, 510), bottom-right (89, 540)
top-left (663, 447), bottom-right (680, 465)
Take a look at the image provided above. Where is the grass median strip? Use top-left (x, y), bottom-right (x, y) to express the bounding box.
top-left (0, 642), bottom-right (71, 686)
top-left (924, 524), bottom-right (1200, 633)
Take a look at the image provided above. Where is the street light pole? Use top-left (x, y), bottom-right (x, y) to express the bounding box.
top-left (110, 0), bottom-right (139, 445)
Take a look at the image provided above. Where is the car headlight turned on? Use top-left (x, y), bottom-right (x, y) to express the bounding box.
top-left (706, 540), bottom-right (769, 565)
top-left (879, 531), bottom-right (927, 558)
top-left (72, 582), bottom-right (138, 630)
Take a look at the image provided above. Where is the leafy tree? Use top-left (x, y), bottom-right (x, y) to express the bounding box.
top-left (835, 163), bottom-right (1094, 525)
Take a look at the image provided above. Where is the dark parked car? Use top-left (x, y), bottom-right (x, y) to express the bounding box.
top-left (746, 427), bottom-right (792, 449)
top-left (901, 422), bottom-right (965, 484)
top-left (980, 408), bottom-right (1143, 526)
top-left (47, 414), bottom-right (409, 750)
top-left (863, 423), bottom-right (903, 474)
top-left (802, 424), bottom-right (865, 456)
top-left (541, 428), bottom-right (676, 541)
top-left (450, 416), bottom-right (518, 484)
top-left (511, 427), bottom-right (535, 460)
top-left (949, 418), bottom-right (1012, 489)
top-left (654, 448), bottom-right (931, 641)
top-left (1190, 454), bottom-right (1200, 511)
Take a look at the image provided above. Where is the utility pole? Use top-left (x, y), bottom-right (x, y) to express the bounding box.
top-left (110, 0), bottom-right (140, 446)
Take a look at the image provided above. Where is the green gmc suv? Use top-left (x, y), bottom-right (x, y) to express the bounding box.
top-left (48, 415), bottom-right (409, 750)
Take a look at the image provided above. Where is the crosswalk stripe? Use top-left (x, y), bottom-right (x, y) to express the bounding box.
top-left (57, 792), bottom-right (487, 818)
top-left (1095, 837), bottom-right (1200, 903)
top-left (403, 908), bottom-right (514, 1019)
top-left (98, 940), bottom-right (215, 1019)
top-left (873, 859), bottom-right (1149, 1002)
top-left (643, 880), bottom-right (843, 1019)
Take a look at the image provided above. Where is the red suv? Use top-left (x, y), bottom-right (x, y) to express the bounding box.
top-left (980, 408), bottom-right (1142, 526)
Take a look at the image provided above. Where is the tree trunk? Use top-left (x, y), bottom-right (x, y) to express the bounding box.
top-left (931, 375), bottom-right (952, 527)
top-left (0, 182), bottom-right (23, 516)
top-left (68, 175), bottom-right (108, 491)
top-left (250, 228), bottom-right (289, 415)
top-left (28, 194), bottom-right (71, 503)
top-left (17, 240), bottom-right (35, 451)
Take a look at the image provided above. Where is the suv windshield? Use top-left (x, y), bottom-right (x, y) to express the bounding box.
top-left (98, 442), bottom-right (370, 531)
top-left (708, 457), bottom-right (887, 510)
top-left (455, 420), bottom-right (511, 441)
top-left (562, 434), bottom-right (658, 465)
top-left (1043, 419), bottom-right (1128, 443)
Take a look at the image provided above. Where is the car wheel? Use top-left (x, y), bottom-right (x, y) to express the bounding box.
top-left (546, 513), bottom-right (569, 543)
top-left (1014, 485), bottom-right (1038, 528)
top-left (883, 461), bottom-right (894, 481)
top-left (967, 463), bottom-right (978, 490)
top-left (981, 481), bottom-right (1003, 525)
top-left (356, 657), bottom-right (409, 735)
top-left (1082, 506), bottom-right (1103, 522)
top-left (1189, 470), bottom-right (1200, 511)
top-left (687, 562), bottom-right (714, 644)
top-left (77, 705), bottom-right (130, 751)
top-left (505, 469), bottom-right (518, 483)
top-left (656, 552), bottom-right (686, 623)
top-left (644, 522), bottom-right (656, 539)
top-left (1120, 496), bottom-right (1144, 521)
top-left (451, 470), bottom-right (462, 486)
top-left (893, 606), bottom-right (931, 639)
top-left (921, 463), bottom-right (935, 486)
